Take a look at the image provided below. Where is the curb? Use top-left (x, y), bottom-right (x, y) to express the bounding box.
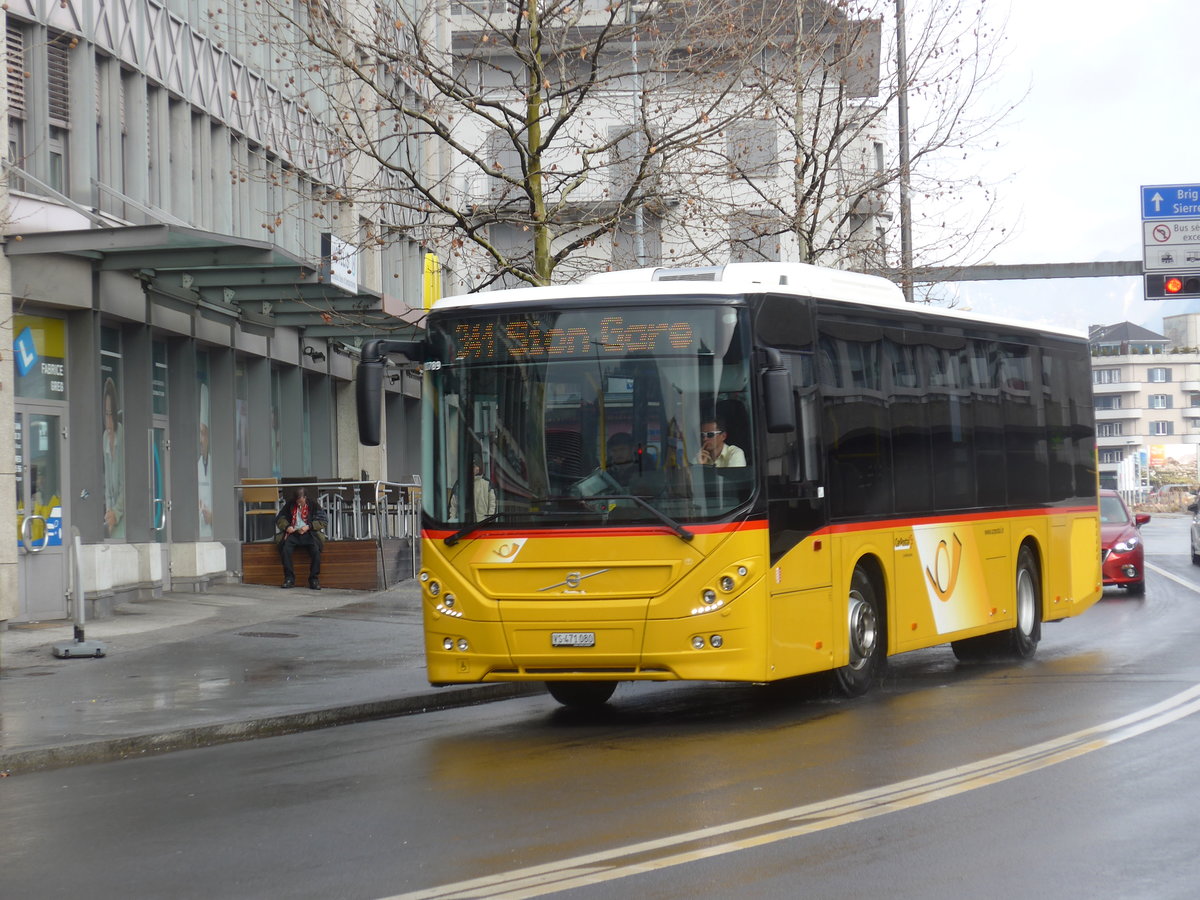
top-left (0, 682), bottom-right (545, 777)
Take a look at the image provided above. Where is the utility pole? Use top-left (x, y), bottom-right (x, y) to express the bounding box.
top-left (896, 0), bottom-right (913, 302)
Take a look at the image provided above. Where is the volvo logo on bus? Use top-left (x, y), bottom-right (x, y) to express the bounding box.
top-left (538, 568), bottom-right (610, 592)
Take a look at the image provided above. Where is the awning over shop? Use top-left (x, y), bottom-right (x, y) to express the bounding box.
top-left (4, 224), bottom-right (424, 341)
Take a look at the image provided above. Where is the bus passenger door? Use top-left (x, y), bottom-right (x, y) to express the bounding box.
top-left (765, 379), bottom-right (833, 677)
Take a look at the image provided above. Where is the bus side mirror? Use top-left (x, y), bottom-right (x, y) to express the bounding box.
top-left (356, 355), bottom-right (386, 446)
top-left (761, 349), bottom-right (796, 434)
top-left (356, 338), bottom-right (425, 447)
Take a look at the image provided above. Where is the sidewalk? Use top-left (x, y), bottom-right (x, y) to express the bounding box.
top-left (0, 581), bottom-right (543, 776)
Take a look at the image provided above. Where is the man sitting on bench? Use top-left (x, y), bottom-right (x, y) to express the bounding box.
top-left (275, 487), bottom-right (327, 590)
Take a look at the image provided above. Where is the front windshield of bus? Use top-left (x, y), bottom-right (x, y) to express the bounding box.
top-left (423, 301), bottom-right (755, 529)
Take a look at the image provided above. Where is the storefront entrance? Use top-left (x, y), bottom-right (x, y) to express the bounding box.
top-left (15, 404), bottom-right (69, 622)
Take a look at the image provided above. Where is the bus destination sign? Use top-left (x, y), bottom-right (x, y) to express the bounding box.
top-left (452, 315), bottom-right (698, 361)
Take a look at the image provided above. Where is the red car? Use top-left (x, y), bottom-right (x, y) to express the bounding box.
top-left (1100, 489), bottom-right (1149, 595)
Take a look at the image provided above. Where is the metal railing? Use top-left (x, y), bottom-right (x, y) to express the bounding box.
top-left (234, 478), bottom-right (423, 580)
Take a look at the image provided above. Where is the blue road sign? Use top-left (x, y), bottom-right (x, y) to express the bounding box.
top-left (1143, 184), bottom-right (1200, 219)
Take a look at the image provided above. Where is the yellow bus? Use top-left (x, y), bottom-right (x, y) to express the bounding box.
top-left (357, 263), bottom-right (1102, 707)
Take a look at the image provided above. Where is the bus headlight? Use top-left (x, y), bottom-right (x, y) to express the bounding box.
top-left (443, 637), bottom-right (454, 650)
top-left (719, 575), bottom-right (735, 592)
top-left (457, 638), bottom-right (470, 652)
top-left (428, 581), bottom-right (441, 597)
top-left (691, 635), bottom-right (706, 649)
top-left (710, 634), bottom-right (724, 648)
top-left (691, 587), bottom-right (728, 616)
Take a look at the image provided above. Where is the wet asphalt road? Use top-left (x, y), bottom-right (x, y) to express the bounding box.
top-left (5, 514), bottom-right (1200, 900)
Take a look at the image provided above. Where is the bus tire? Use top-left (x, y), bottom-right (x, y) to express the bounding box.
top-left (546, 681), bottom-right (617, 708)
top-left (833, 564), bottom-right (886, 698)
top-left (952, 543), bottom-right (1041, 661)
top-left (1000, 544), bottom-right (1042, 658)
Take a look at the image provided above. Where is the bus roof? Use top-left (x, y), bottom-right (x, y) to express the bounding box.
top-left (432, 263), bottom-right (1086, 341)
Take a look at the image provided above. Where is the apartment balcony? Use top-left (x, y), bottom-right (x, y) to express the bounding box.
top-left (1182, 382), bottom-right (1200, 392)
top-left (1094, 408), bottom-right (1142, 421)
top-left (454, 166), bottom-right (674, 223)
top-left (1091, 381), bottom-right (1140, 394)
top-left (1096, 435), bottom-right (1141, 448)
top-left (451, 0), bottom-right (631, 30)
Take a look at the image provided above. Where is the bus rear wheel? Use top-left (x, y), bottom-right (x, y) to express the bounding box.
top-left (952, 544), bottom-right (1041, 661)
top-left (833, 564), bottom-right (886, 698)
top-left (1002, 544), bottom-right (1042, 658)
top-left (546, 681), bottom-right (617, 708)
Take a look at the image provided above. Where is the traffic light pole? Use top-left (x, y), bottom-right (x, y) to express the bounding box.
top-left (866, 260), bottom-right (1143, 284)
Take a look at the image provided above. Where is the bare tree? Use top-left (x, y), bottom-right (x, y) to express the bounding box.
top-left (665, 0), bottom-right (1017, 289)
top-left (240, 0), bottom-right (1015, 293)
top-left (246, 0), bottom-right (795, 290)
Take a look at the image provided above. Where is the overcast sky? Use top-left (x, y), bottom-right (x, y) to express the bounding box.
top-left (927, 0), bottom-right (1200, 334)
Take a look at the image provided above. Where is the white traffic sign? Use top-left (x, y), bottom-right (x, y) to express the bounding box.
top-left (1144, 218), bottom-right (1200, 269)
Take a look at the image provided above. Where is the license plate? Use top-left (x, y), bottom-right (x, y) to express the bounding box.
top-left (551, 632), bottom-right (596, 648)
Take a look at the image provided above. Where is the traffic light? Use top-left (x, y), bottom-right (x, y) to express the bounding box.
top-left (1146, 272), bottom-right (1200, 299)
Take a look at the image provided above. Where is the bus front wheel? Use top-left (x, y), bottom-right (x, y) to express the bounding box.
top-left (546, 681), bottom-right (617, 708)
top-left (833, 565), bottom-right (886, 698)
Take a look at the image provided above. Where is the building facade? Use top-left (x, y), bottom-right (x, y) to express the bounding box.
top-left (3, 1), bottom-right (434, 628)
top-left (1093, 314), bottom-right (1200, 493)
top-left (443, 0), bottom-right (892, 289)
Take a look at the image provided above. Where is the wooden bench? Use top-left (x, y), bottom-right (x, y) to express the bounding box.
top-left (239, 539), bottom-right (416, 591)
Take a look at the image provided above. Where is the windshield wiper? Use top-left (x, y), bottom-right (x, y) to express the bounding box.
top-left (447, 498), bottom-right (694, 545)
top-left (444, 514), bottom-right (503, 546)
top-left (622, 494), bottom-right (695, 542)
top-left (576, 493), bottom-right (694, 543)
top-left (532, 494), bottom-right (694, 542)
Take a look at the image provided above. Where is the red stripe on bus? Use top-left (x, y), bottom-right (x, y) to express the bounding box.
top-left (818, 505), bottom-right (1098, 536)
top-left (423, 520), bottom-right (769, 541)
top-left (423, 506), bottom-right (1096, 542)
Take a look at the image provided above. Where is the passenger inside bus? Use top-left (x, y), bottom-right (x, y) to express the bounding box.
top-left (605, 432), bottom-right (640, 487)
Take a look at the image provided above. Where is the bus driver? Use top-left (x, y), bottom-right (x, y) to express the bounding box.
top-left (696, 418), bottom-right (745, 468)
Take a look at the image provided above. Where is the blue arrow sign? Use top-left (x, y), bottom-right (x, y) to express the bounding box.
top-left (1143, 183), bottom-right (1200, 219)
